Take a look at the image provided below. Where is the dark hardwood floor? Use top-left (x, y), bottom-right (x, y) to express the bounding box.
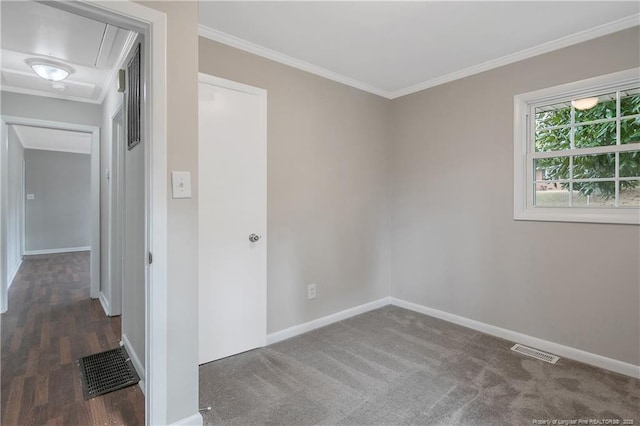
top-left (1, 252), bottom-right (144, 425)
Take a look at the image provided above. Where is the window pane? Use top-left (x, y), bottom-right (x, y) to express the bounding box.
top-left (572, 180), bottom-right (615, 200)
top-left (620, 88), bottom-right (640, 117)
top-left (535, 186), bottom-right (570, 207)
top-left (535, 157), bottom-right (570, 181)
top-left (535, 127), bottom-right (570, 152)
top-left (619, 151), bottom-right (640, 178)
top-left (572, 153), bottom-right (615, 180)
top-left (621, 117), bottom-right (640, 144)
top-left (620, 180), bottom-right (640, 207)
top-left (572, 187), bottom-right (616, 207)
top-left (573, 120), bottom-right (616, 148)
top-left (535, 103), bottom-right (570, 130)
top-left (574, 92), bottom-right (616, 123)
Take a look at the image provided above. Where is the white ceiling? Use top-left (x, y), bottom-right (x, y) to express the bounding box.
top-left (1, 1), bottom-right (136, 104)
top-left (13, 125), bottom-right (92, 155)
top-left (199, 2), bottom-right (640, 98)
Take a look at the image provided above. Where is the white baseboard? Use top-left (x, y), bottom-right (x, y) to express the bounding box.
top-left (171, 412), bottom-right (203, 426)
top-left (24, 246), bottom-right (90, 256)
top-left (267, 297), bottom-right (392, 345)
top-left (121, 334), bottom-right (146, 384)
top-left (390, 297), bottom-right (640, 379)
top-left (7, 257), bottom-right (22, 289)
top-left (98, 292), bottom-right (112, 317)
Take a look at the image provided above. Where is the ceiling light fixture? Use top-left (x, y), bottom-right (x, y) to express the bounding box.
top-left (26, 58), bottom-right (74, 82)
top-left (571, 97), bottom-right (599, 110)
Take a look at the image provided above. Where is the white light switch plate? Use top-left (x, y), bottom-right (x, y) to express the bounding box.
top-left (26, 194), bottom-right (35, 200)
top-left (171, 171), bottom-right (192, 199)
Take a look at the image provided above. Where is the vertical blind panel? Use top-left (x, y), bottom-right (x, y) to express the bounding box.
top-left (127, 44), bottom-right (141, 150)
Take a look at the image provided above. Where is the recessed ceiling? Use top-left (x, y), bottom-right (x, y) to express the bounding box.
top-left (199, 2), bottom-right (640, 98)
top-left (12, 125), bottom-right (92, 155)
top-left (1, 1), bottom-right (136, 104)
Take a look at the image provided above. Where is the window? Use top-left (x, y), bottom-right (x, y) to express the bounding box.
top-left (514, 68), bottom-right (640, 224)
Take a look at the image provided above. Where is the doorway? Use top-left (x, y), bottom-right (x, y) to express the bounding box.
top-left (0, 117), bottom-right (101, 307)
top-left (198, 74), bottom-right (267, 364)
top-left (0, 0), bottom-right (169, 424)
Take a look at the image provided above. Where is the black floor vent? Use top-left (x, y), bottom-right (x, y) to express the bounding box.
top-left (77, 346), bottom-right (140, 400)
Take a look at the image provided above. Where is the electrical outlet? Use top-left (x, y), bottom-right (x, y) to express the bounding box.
top-left (307, 283), bottom-right (316, 300)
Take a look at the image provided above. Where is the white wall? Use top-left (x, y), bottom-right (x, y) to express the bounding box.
top-left (389, 27), bottom-right (640, 366)
top-left (6, 125), bottom-right (24, 286)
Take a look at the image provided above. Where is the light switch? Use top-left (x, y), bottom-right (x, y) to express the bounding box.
top-left (171, 171), bottom-right (192, 199)
top-left (26, 194), bottom-right (35, 200)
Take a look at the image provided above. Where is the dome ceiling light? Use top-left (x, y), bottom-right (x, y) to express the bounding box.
top-left (26, 58), bottom-right (74, 82)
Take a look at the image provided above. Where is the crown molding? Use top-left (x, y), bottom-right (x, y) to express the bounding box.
top-left (390, 13), bottom-right (640, 99)
top-left (198, 24), bottom-right (393, 99)
top-left (200, 14), bottom-right (639, 101)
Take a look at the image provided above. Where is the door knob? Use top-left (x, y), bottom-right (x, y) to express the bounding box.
top-left (249, 234), bottom-right (261, 243)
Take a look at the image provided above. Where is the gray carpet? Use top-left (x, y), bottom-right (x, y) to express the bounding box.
top-left (199, 306), bottom-right (640, 425)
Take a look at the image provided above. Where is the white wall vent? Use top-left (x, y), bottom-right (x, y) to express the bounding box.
top-left (511, 344), bottom-right (560, 364)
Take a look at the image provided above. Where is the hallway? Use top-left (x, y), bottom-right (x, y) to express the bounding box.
top-left (1, 252), bottom-right (144, 425)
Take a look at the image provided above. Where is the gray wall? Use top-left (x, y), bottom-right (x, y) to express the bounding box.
top-left (122, 104), bottom-right (146, 380)
top-left (7, 125), bottom-right (24, 285)
top-left (99, 75), bottom-right (124, 316)
top-left (199, 38), bottom-right (391, 334)
top-left (1, 92), bottom-right (102, 127)
top-left (390, 27), bottom-right (640, 366)
top-left (24, 149), bottom-right (91, 252)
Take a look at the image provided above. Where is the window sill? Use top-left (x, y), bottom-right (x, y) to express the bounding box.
top-left (514, 208), bottom-right (640, 225)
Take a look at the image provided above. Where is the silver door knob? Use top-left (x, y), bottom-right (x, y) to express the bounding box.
top-left (249, 234), bottom-right (261, 243)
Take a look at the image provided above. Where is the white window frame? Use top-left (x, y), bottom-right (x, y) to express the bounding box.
top-left (514, 68), bottom-right (640, 225)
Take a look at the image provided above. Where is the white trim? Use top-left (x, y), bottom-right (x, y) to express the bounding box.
top-left (7, 258), bottom-right (22, 290)
top-left (24, 246), bottom-right (91, 256)
top-left (513, 68), bottom-right (640, 225)
top-left (0, 85), bottom-right (103, 105)
top-left (122, 333), bottom-right (146, 382)
top-left (266, 297), bottom-right (392, 345)
top-left (198, 25), bottom-right (392, 99)
top-left (170, 413), bottom-right (204, 426)
top-left (0, 120), bottom-right (7, 313)
top-left (98, 291), bottom-right (112, 317)
top-left (20, 146), bottom-right (91, 155)
top-left (199, 15), bottom-right (639, 100)
top-left (389, 297), bottom-right (640, 379)
top-left (199, 72), bottom-right (267, 97)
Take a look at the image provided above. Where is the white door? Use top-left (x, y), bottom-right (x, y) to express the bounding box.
top-left (198, 74), bottom-right (267, 365)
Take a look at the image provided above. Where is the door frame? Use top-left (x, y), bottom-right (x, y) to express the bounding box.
top-left (197, 72), bottom-right (268, 362)
top-left (0, 116), bottom-right (101, 307)
top-left (103, 105), bottom-right (125, 317)
top-left (77, 2), bottom-right (169, 424)
top-left (75, 2), bottom-right (167, 424)
top-left (15, 1), bottom-right (169, 424)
